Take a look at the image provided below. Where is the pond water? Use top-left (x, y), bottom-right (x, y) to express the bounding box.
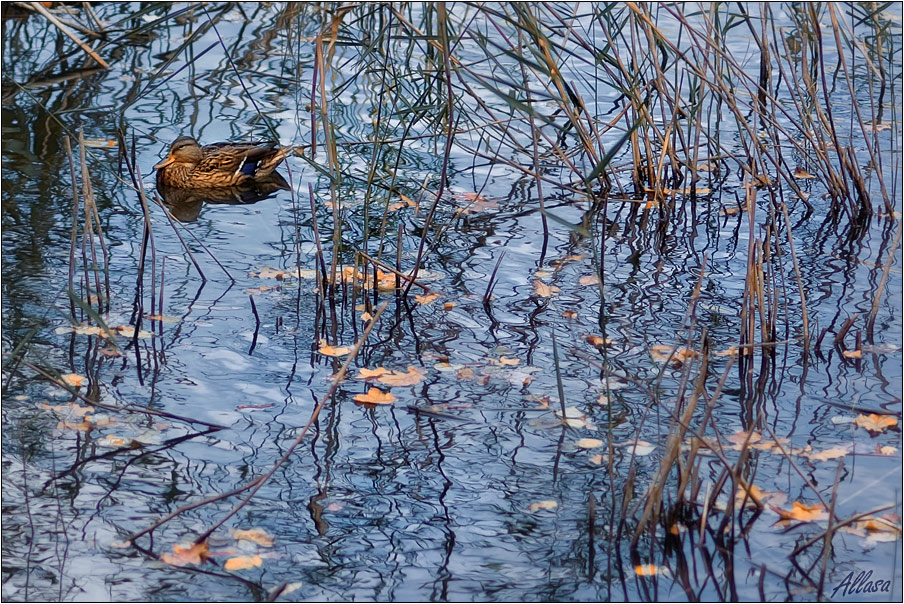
top-left (2, 3), bottom-right (901, 602)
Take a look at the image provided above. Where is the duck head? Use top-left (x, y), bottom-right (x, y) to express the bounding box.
top-left (154, 136), bottom-right (203, 170)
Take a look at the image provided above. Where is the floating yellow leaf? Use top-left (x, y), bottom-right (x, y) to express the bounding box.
top-left (649, 345), bottom-right (698, 365)
top-left (318, 339), bottom-right (351, 357)
top-left (115, 325), bottom-right (153, 339)
top-left (443, 302), bottom-right (456, 310)
top-left (61, 373), bottom-right (85, 387)
top-left (415, 292), bottom-right (440, 305)
top-left (353, 388), bottom-right (396, 405)
top-left (533, 280), bottom-right (560, 297)
top-left (804, 446), bottom-right (849, 462)
top-left (160, 541), bottom-right (209, 567)
top-left (360, 311), bottom-right (373, 322)
top-left (528, 500), bottom-right (558, 511)
top-left (635, 564), bottom-right (669, 576)
top-left (377, 366), bottom-right (425, 387)
top-left (490, 356), bottom-right (520, 367)
top-left (231, 528), bottom-right (274, 547)
top-left (854, 413), bottom-right (898, 434)
top-left (714, 346), bottom-right (739, 357)
top-left (584, 334), bottom-right (613, 348)
top-left (842, 349), bottom-right (862, 359)
top-left (575, 438), bottom-right (604, 449)
top-left (97, 435), bottom-right (132, 448)
top-left (224, 554), bottom-right (262, 571)
top-left (355, 367), bottom-right (389, 380)
top-left (773, 501), bottom-right (828, 523)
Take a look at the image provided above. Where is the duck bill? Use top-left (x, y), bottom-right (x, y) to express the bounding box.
top-left (153, 155), bottom-right (176, 170)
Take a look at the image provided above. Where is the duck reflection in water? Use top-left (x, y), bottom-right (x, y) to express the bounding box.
top-left (156, 172), bottom-right (290, 222)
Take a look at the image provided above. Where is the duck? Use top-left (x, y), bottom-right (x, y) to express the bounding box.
top-left (153, 136), bottom-right (294, 188)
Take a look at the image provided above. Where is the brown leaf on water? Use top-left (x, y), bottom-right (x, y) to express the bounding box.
top-left (377, 366), bottom-right (425, 387)
top-left (355, 367), bottom-right (389, 380)
top-left (224, 554), bottom-right (262, 571)
top-left (727, 430), bottom-right (762, 449)
top-left (317, 339), bottom-right (351, 357)
top-left (854, 413), bottom-right (898, 434)
top-left (353, 388), bottom-right (396, 405)
top-left (804, 446), bottom-right (849, 462)
top-left (635, 564), bottom-right (669, 576)
top-left (842, 349), bottom-right (862, 359)
top-left (649, 345), bottom-right (698, 365)
top-left (160, 541), bottom-right (209, 567)
top-left (714, 346), bottom-right (739, 357)
top-left (575, 438), bottom-right (604, 449)
top-left (443, 302), bottom-right (456, 310)
top-left (251, 266), bottom-right (291, 280)
top-left (578, 275), bottom-right (600, 286)
top-left (489, 356), bottom-right (520, 367)
top-left (415, 292), bottom-right (440, 305)
top-left (584, 334), bottom-right (613, 348)
top-left (793, 166), bottom-right (816, 179)
top-left (61, 373), bottom-right (85, 387)
top-left (528, 500), bottom-right (558, 511)
top-left (562, 310), bottom-right (578, 319)
top-left (231, 528), bottom-right (274, 547)
top-left (719, 206), bottom-right (743, 216)
top-left (456, 367), bottom-right (475, 380)
top-left (772, 501), bottom-right (828, 523)
top-left (533, 280), bottom-right (559, 297)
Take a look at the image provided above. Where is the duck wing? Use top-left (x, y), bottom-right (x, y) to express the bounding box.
top-left (197, 141), bottom-right (280, 177)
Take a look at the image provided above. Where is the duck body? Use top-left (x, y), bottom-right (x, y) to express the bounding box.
top-left (154, 136), bottom-right (294, 188)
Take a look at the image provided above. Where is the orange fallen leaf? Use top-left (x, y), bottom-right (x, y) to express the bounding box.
top-left (443, 302), bottom-right (456, 310)
top-left (714, 346), bottom-right (739, 357)
top-left (353, 388), bottom-right (396, 405)
top-left (804, 446), bottom-right (849, 462)
top-left (842, 349), bottom-right (862, 359)
top-left (854, 413), bottom-right (898, 434)
top-left (160, 541), bottom-right (209, 567)
top-left (635, 564), bottom-right (669, 576)
top-left (490, 356), bottom-right (520, 367)
top-left (415, 292), bottom-right (440, 305)
top-left (83, 138), bottom-right (117, 148)
top-left (224, 554), bottom-right (262, 571)
top-left (61, 373), bottom-right (85, 387)
top-left (584, 334), bottom-right (613, 348)
top-left (528, 500), bottom-right (558, 511)
top-left (318, 339), bottom-right (351, 357)
top-left (231, 528), bottom-right (274, 547)
top-left (649, 345), bottom-right (698, 365)
top-left (456, 367), bottom-right (475, 379)
top-left (377, 366), bottom-right (425, 387)
top-left (793, 166), bottom-right (816, 179)
top-left (97, 435), bottom-right (133, 448)
top-left (562, 310), bottom-right (578, 319)
top-left (575, 438), bottom-right (604, 449)
top-left (533, 280), bottom-right (560, 297)
top-left (355, 367), bottom-right (390, 380)
top-left (773, 501), bottom-right (828, 523)
top-left (578, 275), bottom-right (600, 286)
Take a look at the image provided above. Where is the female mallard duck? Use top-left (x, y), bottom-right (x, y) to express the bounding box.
top-left (154, 136), bottom-right (294, 188)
